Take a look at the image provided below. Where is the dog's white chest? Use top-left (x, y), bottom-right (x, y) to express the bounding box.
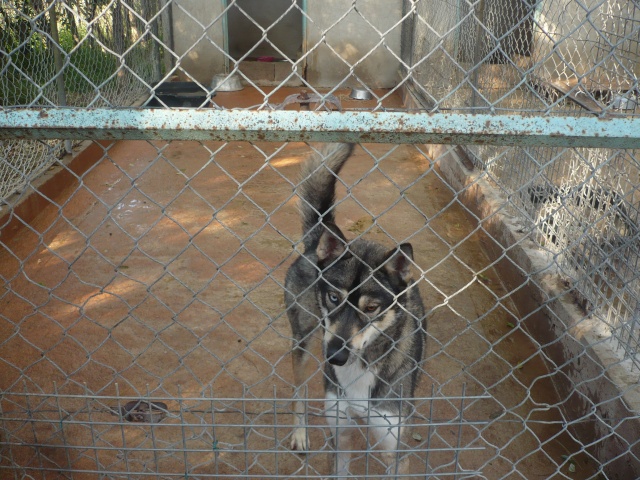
top-left (333, 361), bottom-right (377, 416)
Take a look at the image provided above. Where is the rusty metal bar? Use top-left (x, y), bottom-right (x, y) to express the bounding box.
top-left (2, 109), bottom-right (640, 148)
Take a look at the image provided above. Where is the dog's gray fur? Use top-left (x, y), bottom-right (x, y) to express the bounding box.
top-left (284, 143), bottom-right (426, 476)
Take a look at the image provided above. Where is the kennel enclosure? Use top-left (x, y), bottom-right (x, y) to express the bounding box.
top-left (1, 0), bottom-right (640, 478)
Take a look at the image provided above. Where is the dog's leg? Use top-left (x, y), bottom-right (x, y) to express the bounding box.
top-left (370, 410), bottom-right (410, 478)
top-left (290, 337), bottom-right (311, 451)
top-left (325, 393), bottom-right (353, 477)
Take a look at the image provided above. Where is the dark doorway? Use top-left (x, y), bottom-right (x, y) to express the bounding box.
top-left (227, 0), bottom-right (304, 61)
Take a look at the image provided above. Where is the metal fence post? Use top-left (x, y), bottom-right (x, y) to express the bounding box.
top-left (48, 0), bottom-right (72, 154)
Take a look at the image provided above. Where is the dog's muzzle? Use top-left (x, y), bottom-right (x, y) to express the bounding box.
top-left (326, 338), bottom-right (350, 366)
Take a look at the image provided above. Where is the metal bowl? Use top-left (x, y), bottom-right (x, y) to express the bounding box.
top-left (349, 87), bottom-right (373, 100)
top-left (210, 73), bottom-right (243, 92)
top-left (610, 93), bottom-right (638, 111)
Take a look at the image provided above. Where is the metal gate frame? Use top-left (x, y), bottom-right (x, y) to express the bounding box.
top-left (2, 109), bottom-right (640, 147)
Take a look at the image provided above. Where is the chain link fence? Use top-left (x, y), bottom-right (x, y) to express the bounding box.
top-left (1, 0), bottom-right (166, 201)
top-left (406, 0), bottom-right (640, 364)
top-left (1, 0), bottom-right (640, 478)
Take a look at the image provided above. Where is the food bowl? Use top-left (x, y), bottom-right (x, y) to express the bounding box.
top-left (349, 87), bottom-right (373, 100)
top-left (146, 82), bottom-right (212, 108)
top-left (211, 73), bottom-right (243, 92)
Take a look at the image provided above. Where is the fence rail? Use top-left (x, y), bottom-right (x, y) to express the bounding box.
top-left (3, 110), bottom-right (640, 148)
top-left (2, 0), bottom-right (640, 478)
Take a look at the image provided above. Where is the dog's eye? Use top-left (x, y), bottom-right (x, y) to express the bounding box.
top-left (327, 292), bottom-right (340, 304)
top-left (364, 304), bottom-right (379, 313)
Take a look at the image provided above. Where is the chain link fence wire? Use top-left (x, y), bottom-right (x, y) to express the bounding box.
top-left (403, 0), bottom-right (640, 365)
top-left (1, 0), bottom-right (167, 201)
top-left (1, 0), bottom-right (640, 478)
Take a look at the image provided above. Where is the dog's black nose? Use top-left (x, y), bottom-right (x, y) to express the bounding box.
top-left (326, 339), bottom-right (350, 366)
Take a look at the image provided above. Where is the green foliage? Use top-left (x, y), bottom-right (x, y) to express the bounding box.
top-left (58, 27), bottom-right (118, 95)
top-left (0, 31), bottom-right (52, 105)
top-left (1, 8), bottom-right (118, 105)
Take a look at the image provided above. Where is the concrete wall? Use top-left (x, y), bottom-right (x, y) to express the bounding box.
top-left (171, 0), bottom-right (402, 88)
top-left (305, 0), bottom-right (402, 87)
top-left (172, 0), bottom-right (226, 83)
top-left (226, 0), bottom-right (303, 61)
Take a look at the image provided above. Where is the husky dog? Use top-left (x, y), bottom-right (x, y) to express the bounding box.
top-left (284, 143), bottom-right (426, 476)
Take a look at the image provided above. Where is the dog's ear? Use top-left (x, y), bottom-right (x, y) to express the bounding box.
top-left (317, 228), bottom-right (348, 267)
top-left (383, 243), bottom-right (414, 283)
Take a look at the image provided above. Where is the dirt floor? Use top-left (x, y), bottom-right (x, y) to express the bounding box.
top-left (0, 88), bottom-right (599, 478)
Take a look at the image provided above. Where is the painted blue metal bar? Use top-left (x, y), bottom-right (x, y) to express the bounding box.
top-left (1, 109), bottom-right (640, 148)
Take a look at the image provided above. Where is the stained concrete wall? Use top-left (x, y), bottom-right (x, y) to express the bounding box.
top-left (304, 0), bottom-right (402, 87)
top-left (171, 0), bottom-right (227, 84)
top-left (171, 0), bottom-right (402, 88)
top-left (226, 0), bottom-right (303, 61)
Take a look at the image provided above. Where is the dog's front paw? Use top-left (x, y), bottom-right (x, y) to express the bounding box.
top-left (290, 427), bottom-right (308, 451)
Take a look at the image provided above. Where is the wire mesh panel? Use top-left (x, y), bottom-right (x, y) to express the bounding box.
top-left (1, 1), bottom-right (640, 479)
top-left (2, 388), bottom-right (493, 478)
top-left (1, 0), bottom-right (165, 200)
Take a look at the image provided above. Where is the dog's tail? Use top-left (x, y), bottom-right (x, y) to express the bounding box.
top-left (298, 143), bottom-right (355, 250)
